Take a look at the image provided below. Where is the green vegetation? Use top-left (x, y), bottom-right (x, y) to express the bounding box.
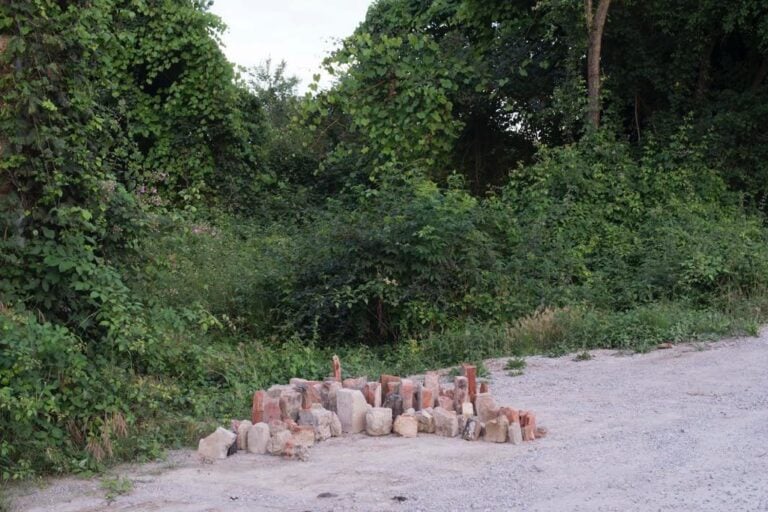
top-left (505, 358), bottom-right (527, 376)
top-left (2, 0), bottom-right (768, 482)
top-left (505, 358), bottom-right (526, 371)
top-left (101, 476), bottom-right (133, 502)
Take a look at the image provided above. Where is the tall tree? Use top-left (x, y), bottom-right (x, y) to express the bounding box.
top-left (585, 0), bottom-right (612, 128)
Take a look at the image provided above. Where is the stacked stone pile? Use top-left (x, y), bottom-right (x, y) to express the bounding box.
top-left (197, 357), bottom-right (546, 461)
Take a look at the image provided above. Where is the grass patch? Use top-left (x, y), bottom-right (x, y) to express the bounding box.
top-left (573, 351), bottom-right (593, 361)
top-left (504, 357), bottom-right (527, 376)
top-left (504, 357), bottom-right (527, 371)
top-left (101, 476), bottom-right (133, 502)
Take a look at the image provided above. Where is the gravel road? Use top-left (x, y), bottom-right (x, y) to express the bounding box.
top-left (9, 330), bottom-right (768, 512)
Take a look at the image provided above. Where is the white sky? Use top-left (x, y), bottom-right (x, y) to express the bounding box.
top-left (209, 0), bottom-right (374, 91)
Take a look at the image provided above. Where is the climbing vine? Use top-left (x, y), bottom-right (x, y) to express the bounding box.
top-left (0, 0), bottom-right (262, 479)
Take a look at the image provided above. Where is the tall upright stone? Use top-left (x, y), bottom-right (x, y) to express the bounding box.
top-left (236, 420), bottom-right (252, 450)
top-left (332, 355), bottom-right (342, 381)
top-left (295, 383), bottom-right (315, 411)
top-left (383, 392), bottom-right (404, 419)
top-left (460, 364), bottom-right (477, 403)
top-left (336, 389), bottom-right (368, 434)
top-left (508, 422), bottom-right (523, 445)
top-left (521, 411), bottom-right (537, 441)
top-left (454, 376), bottom-right (469, 412)
top-left (321, 380), bottom-right (342, 412)
top-left (400, 379), bottom-right (415, 410)
top-left (330, 412), bottom-right (342, 437)
top-left (251, 390), bottom-right (266, 424)
top-left (416, 384), bottom-right (433, 411)
top-left (424, 372), bottom-right (440, 407)
top-left (363, 381), bottom-right (382, 407)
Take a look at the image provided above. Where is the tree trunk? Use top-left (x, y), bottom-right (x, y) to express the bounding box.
top-left (586, 0), bottom-right (612, 129)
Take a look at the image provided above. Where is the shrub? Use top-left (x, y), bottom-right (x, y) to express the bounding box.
top-left (495, 132), bottom-right (768, 311)
top-left (279, 176), bottom-right (504, 344)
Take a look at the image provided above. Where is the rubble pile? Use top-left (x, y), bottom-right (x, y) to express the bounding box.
top-left (197, 358), bottom-right (546, 461)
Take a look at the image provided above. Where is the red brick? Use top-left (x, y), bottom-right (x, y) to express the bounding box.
top-left (438, 396), bottom-right (455, 411)
top-left (263, 396), bottom-right (282, 423)
top-left (417, 386), bottom-right (433, 410)
top-left (424, 372), bottom-right (440, 406)
top-left (380, 374), bottom-right (401, 398)
top-left (522, 424), bottom-right (536, 442)
top-left (251, 390), bottom-right (266, 424)
top-left (400, 379), bottom-right (415, 410)
top-left (363, 382), bottom-right (382, 407)
top-left (342, 377), bottom-right (367, 390)
top-left (499, 406), bottom-right (520, 425)
top-left (520, 411), bottom-right (536, 431)
top-left (294, 383), bottom-right (315, 410)
top-left (460, 364), bottom-right (477, 403)
top-left (520, 411), bottom-right (537, 441)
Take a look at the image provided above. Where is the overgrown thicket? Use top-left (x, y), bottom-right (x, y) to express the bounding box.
top-left (1, 0), bottom-right (768, 480)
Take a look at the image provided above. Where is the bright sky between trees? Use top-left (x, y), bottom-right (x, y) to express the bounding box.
top-left (209, 0), bottom-right (374, 92)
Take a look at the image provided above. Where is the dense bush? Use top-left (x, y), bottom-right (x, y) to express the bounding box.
top-left (494, 133), bottom-right (768, 311)
top-left (129, 132), bottom-right (768, 350)
top-left (279, 177), bottom-right (502, 343)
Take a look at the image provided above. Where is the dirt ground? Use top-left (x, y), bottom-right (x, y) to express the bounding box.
top-left (8, 330), bottom-right (768, 512)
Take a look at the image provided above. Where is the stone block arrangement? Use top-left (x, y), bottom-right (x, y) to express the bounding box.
top-left (197, 358), bottom-right (545, 462)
